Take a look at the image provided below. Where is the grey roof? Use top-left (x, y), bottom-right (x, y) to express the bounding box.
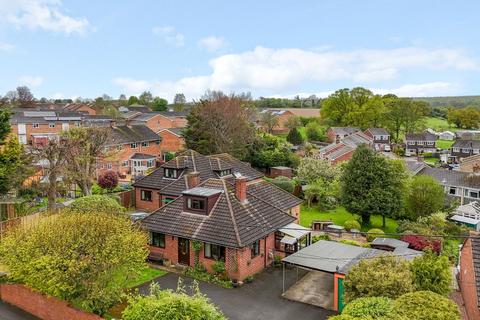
top-left (392, 246), bottom-right (424, 261)
top-left (405, 160), bottom-right (427, 175)
top-left (330, 127), bottom-right (360, 136)
top-left (341, 132), bottom-right (373, 147)
top-left (142, 178), bottom-right (296, 248)
top-left (183, 187), bottom-right (223, 197)
top-left (163, 127), bottom-right (184, 136)
top-left (452, 140), bottom-right (480, 149)
top-left (470, 236), bottom-right (480, 307)
top-left (371, 237), bottom-right (409, 249)
top-left (283, 240), bottom-right (385, 274)
top-left (418, 166), bottom-right (480, 189)
top-left (366, 128), bottom-right (389, 136)
top-left (130, 153), bottom-right (157, 160)
top-left (130, 113), bottom-right (159, 121)
top-left (450, 215), bottom-right (480, 225)
top-left (106, 125), bottom-right (160, 146)
top-left (405, 132), bottom-right (437, 141)
top-left (158, 111), bottom-right (188, 117)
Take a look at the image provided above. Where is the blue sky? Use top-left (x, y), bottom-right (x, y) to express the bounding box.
top-left (1, 0), bottom-right (480, 102)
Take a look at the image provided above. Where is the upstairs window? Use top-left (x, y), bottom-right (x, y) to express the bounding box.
top-left (131, 142), bottom-right (138, 149)
top-left (164, 168), bottom-right (178, 179)
top-left (187, 198), bottom-right (205, 210)
top-left (218, 169), bottom-right (232, 177)
top-left (141, 141), bottom-right (149, 147)
top-left (32, 123), bottom-right (39, 128)
top-left (49, 123), bottom-right (55, 128)
top-left (117, 145), bottom-right (123, 151)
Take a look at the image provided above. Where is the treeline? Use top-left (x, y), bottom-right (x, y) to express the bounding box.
top-left (320, 87), bottom-right (430, 141)
top-left (447, 107), bottom-right (480, 129)
top-left (414, 95), bottom-right (480, 108)
top-left (254, 96), bottom-right (322, 109)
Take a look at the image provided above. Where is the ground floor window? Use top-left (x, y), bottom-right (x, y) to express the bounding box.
top-left (204, 243), bottom-right (225, 261)
top-left (141, 189), bottom-right (152, 201)
top-left (449, 187), bottom-right (457, 195)
top-left (250, 240), bottom-right (260, 258)
top-left (150, 232), bottom-right (165, 248)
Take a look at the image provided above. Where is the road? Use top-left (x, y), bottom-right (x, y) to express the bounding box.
top-left (0, 302), bottom-right (38, 320)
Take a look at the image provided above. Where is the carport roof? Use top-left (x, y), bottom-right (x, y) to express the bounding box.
top-left (282, 240), bottom-right (384, 274)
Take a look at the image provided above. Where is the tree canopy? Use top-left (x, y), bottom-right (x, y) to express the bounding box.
top-left (286, 127), bottom-right (303, 145)
top-left (406, 175), bottom-right (445, 219)
top-left (68, 195), bottom-right (125, 215)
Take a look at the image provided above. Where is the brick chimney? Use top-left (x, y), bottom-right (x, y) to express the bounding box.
top-left (235, 176), bottom-right (247, 204)
top-left (186, 172), bottom-right (200, 189)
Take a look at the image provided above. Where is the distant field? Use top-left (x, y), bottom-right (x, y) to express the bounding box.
top-left (424, 117), bottom-right (459, 132)
top-left (437, 139), bottom-right (455, 150)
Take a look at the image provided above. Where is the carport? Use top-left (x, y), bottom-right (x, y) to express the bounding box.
top-left (281, 240), bottom-right (384, 312)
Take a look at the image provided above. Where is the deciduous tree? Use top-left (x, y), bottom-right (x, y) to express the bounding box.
top-left (406, 175), bottom-right (444, 219)
top-left (16, 86), bottom-right (35, 107)
top-left (259, 111), bottom-right (279, 133)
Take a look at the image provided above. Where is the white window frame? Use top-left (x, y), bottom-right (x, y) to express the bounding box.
top-left (131, 142), bottom-right (138, 149)
top-left (32, 123), bottom-right (39, 128)
top-left (48, 123), bottom-right (55, 128)
top-left (141, 141), bottom-right (149, 147)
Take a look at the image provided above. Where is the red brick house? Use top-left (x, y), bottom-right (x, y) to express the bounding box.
top-left (63, 103), bottom-right (96, 115)
top-left (317, 131), bottom-right (373, 165)
top-left (141, 174), bottom-right (305, 280)
top-left (459, 235), bottom-right (480, 320)
top-left (158, 128), bottom-right (185, 157)
top-left (327, 127), bottom-right (360, 143)
top-left (257, 108), bottom-right (320, 134)
top-left (98, 125), bottom-right (161, 182)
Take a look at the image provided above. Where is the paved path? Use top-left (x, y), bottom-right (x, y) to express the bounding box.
top-left (140, 267), bottom-right (336, 320)
top-left (0, 302), bottom-right (38, 320)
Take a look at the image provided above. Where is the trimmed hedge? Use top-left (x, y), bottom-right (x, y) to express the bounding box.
top-left (393, 291), bottom-right (460, 320)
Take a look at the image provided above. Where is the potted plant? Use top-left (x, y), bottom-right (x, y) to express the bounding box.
top-left (245, 275), bottom-right (254, 284)
top-left (231, 279), bottom-right (239, 288)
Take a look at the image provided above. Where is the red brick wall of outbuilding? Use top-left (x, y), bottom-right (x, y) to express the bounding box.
top-left (459, 238), bottom-right (480, 320)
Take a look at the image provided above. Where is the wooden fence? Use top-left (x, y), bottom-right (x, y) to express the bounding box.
top-left (118, 189), bottom-right (136, 209)
top-left (0, 211), bottom-right (45, 237)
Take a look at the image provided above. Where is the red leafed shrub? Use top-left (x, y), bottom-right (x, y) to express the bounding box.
top-left (401, 235), bottom-right (442, 254)
top-left (98, 171), bottom-right (119, 190)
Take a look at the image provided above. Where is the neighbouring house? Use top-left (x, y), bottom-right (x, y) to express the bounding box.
top-left (404, 132), bottom-right (437, 156)
top-left (439, 131), bottom-right (455, 141)
top-left (364, 128), bottom-right (391, 151)
top-left (458, 234), bottom-right (480, 320)
top-left (63, 103), bottom-right (96, 115)
top-left (98, 125), bottom-right (161, 182)
top-left (128, 111), bottom-right (188, 132)
top-left (141, 171), bottom-right (304, 280)
top-left (456, 130), bottom-right (480, 141)
top-left (158, 128), bottom-right (186, 159)
top-left (316, 131), bottom-right (373, 165)
top-left (460, 154), bottom-right (480, 173)
top-left (281, 240), bottom-right (421, 312)
top-left (451, 140), bottom-right (480, 162)
top-left (10, 110), bottom-right (83, 145)
top-left (449, 202), bottom-right (480, 231)
top-left (326, 127), bottom-right (360, 143)
top-left (406, 160), bottom-right (480, 205)
top-left (257, 108), bottom-right (320, 134)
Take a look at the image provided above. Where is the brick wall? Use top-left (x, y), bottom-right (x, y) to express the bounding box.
top-left (159, 130), bottom-right (185, 153)
top-left (332, 150), bottom-right (354, 165)
top-left (0, 284), bottom-right (102, 320)
top-left (11, 122), bottom-right (75, 144)
top-left (135, 188), bottom-right (161, 212)
top-left (290, 205), bottom-right (300, 223)
top-left (459, 238), bottom-right (480, 320)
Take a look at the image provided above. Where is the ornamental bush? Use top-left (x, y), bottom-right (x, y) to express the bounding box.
top-left (68, 194), bottom-right (125, 215)
top-left (401, 235), bottom-right (442, 254)
top-left (97, 170), bottom-right (119, 190)
top-left (366, 228), bottom-right (384, 242)
top-left (344, 255), bottom-right (414, 302)
top-left (393, 291), bottom-right (460, 320)
top-left (122, 282), bottom-right (226, 320)
top-left (410, 251), bottom-right (452, 295)
top-left (344, 220), bottom-right (361, 231)
top-left (342, 297), bottom-right (395, 318)
top-left (270, 176), bottom-right (296, 193)
top-left (0, 212), bottom-right (149, 315)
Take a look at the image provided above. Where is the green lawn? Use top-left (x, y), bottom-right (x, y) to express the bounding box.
top-left (424, 117), bottom-right (459, 132)
top-left (115, 266), bottom-right (167, 289)
top-left (436, 139), bottom-right (455, 150)
top-left (300, 205), bottom-right (399, 234)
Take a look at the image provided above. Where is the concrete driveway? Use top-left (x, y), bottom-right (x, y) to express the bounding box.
top-left (139, 267), bottom-right (336, 320)
top-left (283, 270), bottom-right (334, 310)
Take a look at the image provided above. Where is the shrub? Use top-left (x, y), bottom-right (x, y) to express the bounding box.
top-left (0, 212), bottom-right (148, 315)
top-left (338, 239), bottom-right (362, 247)
top-left (68, 195), bottom-right (126, 215)
top-left (312, 234), bottom-right (331, 243)
top-left (97, 170), bottom-right (119, 190)
top-left (366, 228), bottom-right (384, 242)
top-left (342, 297), bottom-right (395, 318)
top-left (270, 176), bottom-right (295, 193)
top-left (401, 235), bottom-right (442, 254)
top-left (344, 220), bottom-right (361, 231)
top-left (212, 261), bottom-right (226, 275)
top-left (344, 255), bottom-right (414, 302)
top-left (411, 251), bottom-right (452, 295)
top-left (122, 282), bottom-right (226, 320)
top-left (286, 127), bottom-right (304, 145)
top-left (393, 291), bottom-right (460, 320)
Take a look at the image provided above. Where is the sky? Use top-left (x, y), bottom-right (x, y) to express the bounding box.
top-left (1, 0), bottom-right (480, 102)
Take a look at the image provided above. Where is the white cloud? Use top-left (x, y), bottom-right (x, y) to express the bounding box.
top-left (0, 42), bottom-right (14, 51)
top-left (198, 36), bottom-right (228, 53)
top-left (18, 75), bottom-right (43, 87)
top-left (152, 26), bottom-right (184, 47)
top-left (372, 82), bottom-right (459, 97)
top-left (113, 46), bottom-right (477, 100)
top-left (0, 0), bottom-right (90, 35)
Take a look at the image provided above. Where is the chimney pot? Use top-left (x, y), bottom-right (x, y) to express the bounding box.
top-left (235, 176), bottom-right (247, 203)
top-left (186, 171), bottom-right (200, 189)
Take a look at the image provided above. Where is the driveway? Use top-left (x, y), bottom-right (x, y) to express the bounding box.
top-left (0, 301), bottom-right (38, 320)
top-left (283, 270), bottom-right (334, 310)
top-left (139, 267), bottom-right (336, 320)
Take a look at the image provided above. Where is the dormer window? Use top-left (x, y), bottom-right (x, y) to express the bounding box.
top-left (182, 187), bottom-right (222, 215)
top-left (164, 168), bottom-right (178, 179)
top-left (217, 169), bottom-right (232, 177)
top-left (187, 198), bottom-right (205, 210)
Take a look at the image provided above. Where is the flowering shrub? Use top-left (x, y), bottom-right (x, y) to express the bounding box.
top-left (401, 235), bottom-right (442, 254)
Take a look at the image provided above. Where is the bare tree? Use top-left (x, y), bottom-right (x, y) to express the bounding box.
top-left (63, 127), bottom-right (110, 195)
top-left (16, 86), bottom-right (35, 107)
top-left (260, 111), bottom-right (279, 133)
top-left (32, 138), bottom-right (68, 210)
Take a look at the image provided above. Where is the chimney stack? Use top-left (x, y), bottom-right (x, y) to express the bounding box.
top-left (186, 172), bottom-right (200, 189)
top-left (235, 176), bottom-right (247, 204)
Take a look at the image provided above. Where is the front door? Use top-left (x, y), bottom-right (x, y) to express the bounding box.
top-left (178, 238), bottom-right (190, 265)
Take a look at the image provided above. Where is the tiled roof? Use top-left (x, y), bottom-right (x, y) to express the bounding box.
top-left (418, 167), bottom-right (480, 189)
top-left (130, 153), bottom-right (157, 160)
top-left (158, 111), bottom-right (188, 117)
top-left (452, 140), bottom-right (480, 150)
top-left (404, 160), bottom-right (427, 175)
top-left (159, 127), bottom-right (184, 136)
top-left (341, 131), bottom-right (373, 147)
top-left (141, 178), bottom-right (296, 248)
top-left (471, 236), bottom-right (480, 308)
top-left (366, 128), bottom-right (389, 136)
top-left (405, 132), bottom-right (437, 141)
top-left (106, 125), bottom-right (160, 146)
top-left (245, 180), bottom-right (303, 211)
top-left (330, 127), bottom-right (360, 136)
